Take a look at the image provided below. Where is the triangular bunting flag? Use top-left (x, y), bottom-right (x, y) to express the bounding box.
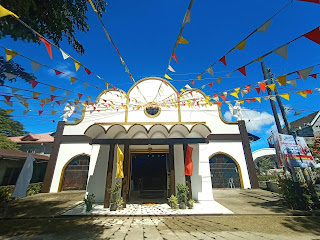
top-left (311, 73), bottom-right (317, 79)
top-left (6, 110), bottom-right (14, 115)
top-left (197, 74), bottom-right (202, 80)
top-left (65, 90), bottom-right (71, 96)
top-left (268, 84), bottom-right (276, 92)
top-left (78, 93), bottom-right (83, 100)
top-left (55, 101), bottom-right (61, 105)
top-left (297, 91), bottom-right (307, 98)
top-left (30, 80), bottom-right (39, 88)
top-left (256, 97), bottom-right (261, 103)
top-left (33, 92), bottom-right (41, 99)
top-left (60, 49), bottom-right (69, 60)
top-left (50, 95), bottom-right (56, 101)
top-left (22, 102), bottom-right (29, 109)
top-left (257, 19), bottom-right (271, 33)
top-left (54, 69), bottom-right (62, 75)
top-left (280, 93), bottom-right (290, 100)
top-left (30, 60), bottom-right (41, 72)
top-left (74, 60), bottom-right (81, 71)
top-left (255, 56), bottom-right (264, 62)
top-left (276, 75), bottom-right (287, 86)
top-left (164, 74), bottom-right (172, 80)
top-left (70, 77), bottom-right (77, 84)
top-left (85, 68), bottom-right (92, 75)
top-left (294, 111), bottom-right (301, 116)
top-left (240, 89), bottom-right (248, 97)
top-left (207, 67), bottom-right (214, 76)
top-left (216, 77), bottom-right (222, 83)
top-left (273, 44), bottom-right (288, 59)
top-left (5, 49), bottom-right (18, 61)
top-left (270, 96), bottom-right (276, 101)
top-left (0, 5), bottom-right (19, 18)
top-left (246, 85), bottom-right (251, 92)
top-left (178, 36), bottom-right (189, 44)
top-left (287, 79), bottom-right (297, 87)
top-left (237, 66), bottom-right (247, 76)
top-left (184, 9), bottom-right (191, 23)
top-left (208, 82), bottom-right (213, 89)
top-left (3, 72), bottom-right (18, 80)
top-left (168, 65), bottom-right (175, 72)
top-left (191, 80), bottom-right (195, 86)
top-left (50, 86), bottom-right (57, 93)
top-left (259, 82), bottom-right (266, 92)
top-left (172, 52), bottom-right (179, 63)
top-left (255, 87), bottom-right (261, 94)
top-left (38, 110), bottom-right (44, 116)
top-left (306, 89), bottom-right (312, 94)
top-left (4, 101), bottom-right (13, 107)
top-left (216, 102), bottom-right (222, 107)
top-left (239, 100), bottom-right (245, 105)
top-left (219, 56), bottom-right (227, 66)
top-left (298, 0), bottom-right (319, 3)
top-left (220, 95), bottom-right (226, 102)
top-left (106, 82), bottom-right (109, 89)
top-left (84, 82), bottom-right (89, 89)
top-left (51, 111), bottom-right (57, 115)
top-left (226, 72), bottom-right (233, 78)
top-left (38, 36), bottom-right (52, 59)
top-left (235, 40), bottom-right (246, 50)
top-left (40, 103), bottom-right (44, 108)
top-left (234, 87), bottom-right (240, 93)
top-left (11, 87), bottom-right (19, 94)
top-left (304, 27), bottom-right (320, 45)
top-left (230, 92), bottom-right (239, 99)
top-left (298, 66), bottom-right (314, 80)
top-left (4, 95), bottom-right (11, 102)
top-left (23, 110), bottom-right (30, 115)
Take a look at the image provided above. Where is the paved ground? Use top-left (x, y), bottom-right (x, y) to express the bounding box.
top-left (1, 215), bottom-right (319, 239)
top-left (213, 188), bottom-right (293, 214)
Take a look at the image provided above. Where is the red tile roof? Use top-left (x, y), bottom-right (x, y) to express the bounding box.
top-left (8, 132), bottom-right (54, 144)
top-left (0, 148), bottom-right (49, 161)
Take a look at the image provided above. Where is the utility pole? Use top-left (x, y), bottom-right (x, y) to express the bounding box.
top-left (261, 62), bottom-right (282, 133)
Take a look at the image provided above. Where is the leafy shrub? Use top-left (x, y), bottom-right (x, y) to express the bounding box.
top-left (109, 182), bottom-right (121, 204)
top-left (0, 183), bottom-right (42, 203)
top-left (257, 175), bottom-right (278, 182)
top-left (168, 194), bottom-right (178, 209)
top-left (176, 184), bottom-right (189, 203)
top-left (27, 183), bottom-right (42, 196)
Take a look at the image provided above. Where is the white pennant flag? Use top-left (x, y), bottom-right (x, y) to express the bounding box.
top-left (84, 82), bottom-right (89, 89)
top-left (226, 72), bottom-right (233, 77)
top-left (257, 19), bottom-right (271, 33)
top-left (287, 79), bottom-right (297, 87)
top-left (60, 49), bottom-right (69, 60)
top-left (185, 84), bottom-right (192, 89)
top-left (223, 91), bottom-right (228, 96)
top-left (273, 44), bottom-right (288, 59)
top-left (298, 66), bottom-right (314, 80)
top-left (270, 96), bottom-right (276, 101)
top-left (207, 67), bottom-right (214, 76)
top-left (263, 96), bottom-right (270, 101)
top-left (168, 65), bottom-right (175, 72)
top-left (240, 89), bottom-right (248, 97)
top-left (4, 72), bottom-right (18, 80)
top-left (23, 110), bottom-right (30, 115)
top-left (50, 104), bottom-right (55, 108)
top-left (30, 60), bottom-right (42, 73)
top-left (184, 9), bottom-right (191, 23)
top-left (65, 90), bottom-right (71, 96)
top-left (4, 101), bottom-right (13, 107)
top-left (11, 87), bottom-right (19, 94)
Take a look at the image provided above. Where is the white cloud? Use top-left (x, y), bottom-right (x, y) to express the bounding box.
top-left (47, 62), bottom-right (76, 79)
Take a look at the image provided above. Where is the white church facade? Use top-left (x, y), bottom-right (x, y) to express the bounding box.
top-left (42, 77), bottom-right (258, 207)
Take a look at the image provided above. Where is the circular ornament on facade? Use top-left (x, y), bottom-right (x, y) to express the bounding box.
top-left (144, 102), bottom-right (161, 118)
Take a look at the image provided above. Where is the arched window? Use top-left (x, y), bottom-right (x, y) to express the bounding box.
top-left (209, 153), bottom-right (242, 188)
top-left (61, 155), bottom-right (90, 191)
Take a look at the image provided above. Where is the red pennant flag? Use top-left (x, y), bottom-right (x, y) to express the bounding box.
top-left (237, 66), bottom-right (247, 76)
top-left (246, 85), bottom-right (251, 92)
top-left (306, 89), bottom-right (313, 94)
top-left (54, 69), bottom-right (62, 75)
top-left (217, 102), bottom-right (222, 107)
top-left (219, 56), bottom-right (227, 66)
top-left (255, 87), bottom-right (261, 94)
top-left (214, 93), bottom-right (218, 99)
top-left (4, 95), bottom-right (11, 101)
top-left (184, 145), bottom-right (193, 176)
top-left (190, 92), bottom-right (193, 97)
top-left (55, 101), bottom-right (60, 105)
top-left (220, 94), bottom-right (226, 102)
top-left (259, 82), bottom-right (266, 92)
top-left (208, 82), bottom-right (213, 89)
top-left (196, 101), bottom-right (200, 106)
top-left (30, 80), bottom-right (39, 88)
top-left (191, 80), bottom-right (195, 86)
top-left (246, 99), bottom-right (251, 103)
top-left (113, 86), bottom-right (117, 90)
top-left (50, 95), bottom-right (56, 101)
top-left (38, 110), bottom-right (43, 116)
top-left (40, 103), bottom-right (44, 108)
top-left (172, 52), bottom-right (179, 63)
top-left (311, 73), bottom-right (317, 79)
top-left (251, 98), bottom-right (256, 102)
top-left (93, 107), bottom-right (96, 111)
top-left (78, 93), bottom-right (83, 100)
top-left (298, 0), bottom-right (319, 3)
top-left (73, 110), bottom-right (77, 113)
top-left (85, 68), bottom-right (92, 75)
top-left (38, 36), bottom-right (52, 59)
top-left (304, 27), bottom-right (320, 45)
top-left (297, 71), bottom-right (302, 79)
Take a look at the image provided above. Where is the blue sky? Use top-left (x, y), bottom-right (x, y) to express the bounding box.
top-left (0, 0), bottom-right (320, 151)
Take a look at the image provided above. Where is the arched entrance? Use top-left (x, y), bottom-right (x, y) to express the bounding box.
top-left (60, 154), bottom-right (90, 191)
top-left (209, 153), bottom-right (243, 188)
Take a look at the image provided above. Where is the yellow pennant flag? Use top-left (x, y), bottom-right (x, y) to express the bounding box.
top-left (180, 88), bottom-right (185, 93)
top-left (81, 103), bottom-right (87, 107)
top-left (5, 49), bottom-right (18, 61)
top-left (45, 98), bottom-right (51, 104)
top-left (280, 93), bottom-right (290, 100)
top-left (88, 96), bottom-right (91, 101)
top-left (22, 102), bottom-right (29, 108)
top-left (197, 74), bottom-right (202, 80)
top-left (116, 145), bottom-right (124, 178)
top-left (297, 91), bottom-right (307, 98)
top-left (76, 105), bottom-right (81, 111)
top-left (74, 99), bottom-right (79, 105)
top-left (51, 110), bottom-right (57, 115)
top-left (276, 75), bottom-right (287, 86)
top-left (205, 99), bottom-right (210, 104)
top-left (6, 109), bottom-right (14, 115)
top-left (174, 102), bottom-right (178, 108)
top-left (0, 5), bottom-right (18, 18)
top-left (239, 100), bottom-right (245, 105)
top-left (216, 77), bottom-right (222, 83)
top-left (178, 36), bottom-right (189, 44)
top-left (256, 97), bottom-right (261, 103)
top-left (267, 84), bottom-right (276, 92)
top-left (235, 40), bottom-right (246, 50)
top-left (39, 99), bottom-right (46, 104)
top-left (229, 91), bottom-right (239, 99)
top-left (164, 74), bottom-right (172, 80)
top-left (70, 76), bottom-right (77, 84)
top-left (106, 82), bottom-right (109, 89)
top-left (74, 60), bottom-right (81, 71)
top-left (255, 56), bottom-right (264, 62)
top-left (50, 86), bottom-right (57, 93)
top-left (234, 87), bottom-right (240, 93)
top-left (33, 92), bottom-right (41, 98)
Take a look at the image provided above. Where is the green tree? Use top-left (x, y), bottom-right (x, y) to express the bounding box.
top-left (0, 0), bottom-right (107, 54)
top-left (0, 133), bottom-right (20, 150)
top-left (256, 156), bottom-right (277, 174)
top-left (0, 109), bottom-right (27, 137)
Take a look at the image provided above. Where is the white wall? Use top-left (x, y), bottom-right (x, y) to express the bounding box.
top-left (49, 143), bottom-right (92, 192)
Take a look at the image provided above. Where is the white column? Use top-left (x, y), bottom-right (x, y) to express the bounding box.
top-left (174, 144), bottom-right (185, 186)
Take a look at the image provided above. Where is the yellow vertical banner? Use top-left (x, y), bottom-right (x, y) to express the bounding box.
top-left (116, 145), bottom-right (124, 178)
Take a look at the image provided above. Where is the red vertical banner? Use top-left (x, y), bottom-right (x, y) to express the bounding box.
top-left (184, 145), bottom-right (193, 176)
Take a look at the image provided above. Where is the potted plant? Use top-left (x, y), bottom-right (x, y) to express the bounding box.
top-left (168, 194), bottom-right (178, 209)
top-left (116, 197), bottom-right (124, 210)
top-left (84, 193), bottom-right (95, 212)
top-left (187, 199), bottom-right (195, 209)
top-left (176, 184), bottom-right (189, 209)
top-left (109, 182), bottom-right (121, 211)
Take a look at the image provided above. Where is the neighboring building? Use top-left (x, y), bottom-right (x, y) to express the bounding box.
top-left (42, 77), bottom-right (259, 207)
top-left (0, 148), bottom-right (49, 186)
top-left (8, 132), bottom-right (54, 156)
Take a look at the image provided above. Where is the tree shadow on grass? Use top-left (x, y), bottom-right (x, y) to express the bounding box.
top-left (281, 216), bottom-right (320, 235)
